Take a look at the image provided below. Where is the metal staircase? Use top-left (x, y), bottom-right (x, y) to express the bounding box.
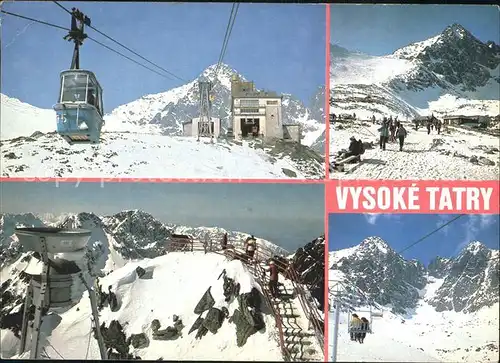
top-left (164, 233), bottom-right (324, 362)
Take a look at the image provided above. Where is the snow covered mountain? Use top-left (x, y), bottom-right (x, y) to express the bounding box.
top-left (330, 24), bottom-right (500, 120)
top-left (0, 211), bottom-right (324, 361)
top-left (328, 236), bottom-right (499, 362)
top-left (0, 64), bottom-right (325, 179)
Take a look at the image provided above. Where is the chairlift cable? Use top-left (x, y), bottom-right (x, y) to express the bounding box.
top-left (52, 0), bottom-right (187, 83)
top-left (397, 214), bottom-right (467, 255)
top-left (0, 9), bottom-right (177, 80)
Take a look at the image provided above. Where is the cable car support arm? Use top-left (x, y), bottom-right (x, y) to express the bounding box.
top-left (63, 8), bottom-right (90, 70)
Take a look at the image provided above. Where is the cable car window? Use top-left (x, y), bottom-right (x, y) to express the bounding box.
top-left (61, 73), bottom-right (89, 103)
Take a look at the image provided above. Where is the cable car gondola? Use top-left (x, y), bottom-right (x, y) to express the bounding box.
top-left (54, 70), bottom-right (104, 144)
top-left (54, 8), bottom-right (104, 145)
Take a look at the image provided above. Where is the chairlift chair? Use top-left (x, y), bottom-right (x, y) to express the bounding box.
top-left (348, 307), bottom-right (374, 334)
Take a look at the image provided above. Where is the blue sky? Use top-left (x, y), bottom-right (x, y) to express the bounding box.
top-left (328, 214), bottom-right (499, 265)
top-left (331, 4), bottom-right (500, 55)
top-left (2, 2), bottom-right (325, 111)
top-left (1, 182), bottom-right (324, 252)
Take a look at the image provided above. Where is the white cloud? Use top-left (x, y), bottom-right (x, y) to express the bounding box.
top-left (479, 214), bottom-right (496, 229)
top-left (363, 213), bottom-right (401, 225)
top-left (454, 215), bottom-right (496, 255)
top-left (436, 214), bottom-right (451, 236)
top-left (364, 213), bottom-right (379, 225)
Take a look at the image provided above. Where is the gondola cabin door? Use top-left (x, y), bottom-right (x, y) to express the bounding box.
top-left (54, 70), bottom-right (104, 145)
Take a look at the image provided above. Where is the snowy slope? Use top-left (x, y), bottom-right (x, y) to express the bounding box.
top-left (330, 24), bottom-right (500, 120)
top-left (1, 253), bottom-right (284, 361)
top-left (1, 132), bottom-right (324, 179)
top-left (0, 94), bottom-right (56, 139)
top-left (329, 120), bottom-right (499, 180)
top-left (328, 238), bottom-right (500, 363)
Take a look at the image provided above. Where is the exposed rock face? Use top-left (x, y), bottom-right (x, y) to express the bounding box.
top-left (330, 24), bottom-right (500, 119)
top-left (393, 24), bottom-right (500, 92)
top-left (290, 235), bottom-right (325, 311)
top-left (331, 236), bottom-right (427, 314)
top-left (427, 242), bottom-right (500, 313)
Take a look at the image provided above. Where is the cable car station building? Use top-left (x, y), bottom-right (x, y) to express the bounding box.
top-left (230, 75), bottom-right (301, 143)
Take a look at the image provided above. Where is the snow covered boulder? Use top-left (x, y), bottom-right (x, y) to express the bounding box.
top-left (128, 333), bottom-right (149, 349)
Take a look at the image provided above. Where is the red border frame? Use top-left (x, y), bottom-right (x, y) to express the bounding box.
top-left (323, 4), bottom-right (331, 361)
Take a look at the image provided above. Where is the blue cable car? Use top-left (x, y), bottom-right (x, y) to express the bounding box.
top-left (54, 7), bottom-right (104, 145)
top-left (54, 70), bottom-right (104, 144)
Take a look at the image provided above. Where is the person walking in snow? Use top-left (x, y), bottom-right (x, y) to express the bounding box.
top-left (436, 119), bottom-right (442, 135)
top-left (389, 122), bottom-right (396, 142)
top-left (426, 119), bottom-right (432, 135)
top-left (245, 235), bottom-right (257, 261)
top-left (268, 260), bottom-right (279, 298)
top-left (396, 123), bottom-right (408, 151)
top-left (221, 233), bottom-right (228, 250)
top-left (350, 314), bottom-right (362, 341)
top-left (378, 123), bottom-right (389, 150)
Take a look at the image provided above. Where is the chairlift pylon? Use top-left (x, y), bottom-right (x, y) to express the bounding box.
top-left (54, 8), bottom-right (104, 145)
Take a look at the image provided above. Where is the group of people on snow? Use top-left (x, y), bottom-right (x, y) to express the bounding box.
top-left (378, 117), bottom-right (407, 151)
top-left (413, 115), bottom-right (443, 135)
top-left (350, 314), bottom-right (370, 344)
top-left (221, 233), bottom-right (280, 299)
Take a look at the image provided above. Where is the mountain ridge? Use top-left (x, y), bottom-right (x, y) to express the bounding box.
top-left (329, 236), bottom-right (499, 314)
top-left (329, 23), bottom-right (500, 119)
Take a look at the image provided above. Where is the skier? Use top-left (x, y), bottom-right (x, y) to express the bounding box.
top-left (350, 314), bottom-right (362, 341)
top-left (268, 260), bottom-right (279, 298)
top-left (396, 123), bottom-right (408, 151)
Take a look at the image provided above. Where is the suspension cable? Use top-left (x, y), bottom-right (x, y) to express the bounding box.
top-left (52, 1), bottom-right (188, 83)
top-left (214, 3), bottom-right (239, 78)
top-left (0, 9), bottom-right (179, 80)
top-left (397, 214), bottom-right (466, 255)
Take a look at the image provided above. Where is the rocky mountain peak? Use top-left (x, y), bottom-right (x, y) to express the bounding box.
top-left (427, 242), bottom-right (498, 313)
top-left (441, 23), bottom-right (473, 41)
top-left (359, 236), bottom-right (392, 254)
top-left (463, 240), bottom-right (487, 254)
